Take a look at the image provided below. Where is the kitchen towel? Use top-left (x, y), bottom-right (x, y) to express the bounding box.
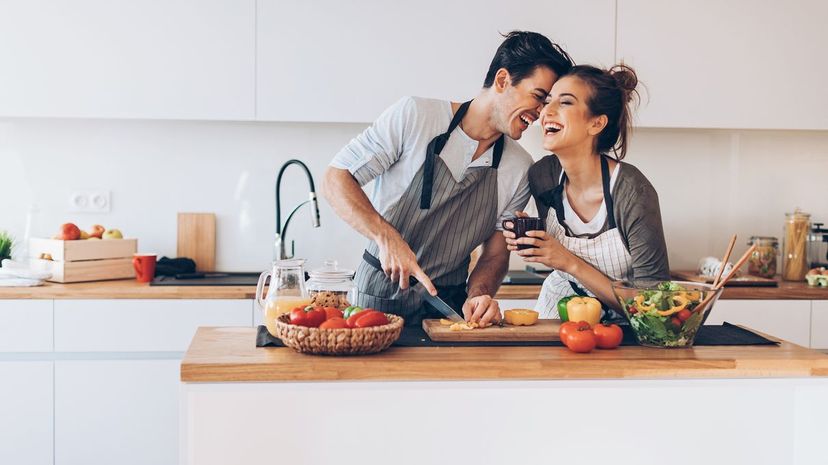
top-left (255, 322), bottom-right (779, 348)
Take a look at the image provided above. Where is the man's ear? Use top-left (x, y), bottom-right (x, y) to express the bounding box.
top-left (493, 68), bottom-right (511, 93)
top-left (588, 114), bottom-right (608, 136)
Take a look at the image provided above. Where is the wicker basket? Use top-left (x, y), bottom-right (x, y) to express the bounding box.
top-left (273, 313), bottom-right (404, 355)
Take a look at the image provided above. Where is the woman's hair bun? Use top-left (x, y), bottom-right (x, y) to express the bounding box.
top-left (609, 64), bottom-right (638, 103)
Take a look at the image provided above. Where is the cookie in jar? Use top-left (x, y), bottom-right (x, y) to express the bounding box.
top-left (306, 260), bottom-right (356, 310)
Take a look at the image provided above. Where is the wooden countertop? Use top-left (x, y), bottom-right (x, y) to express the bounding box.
top-left (1, 277), bottom-right (825, 300)
top-left (180, 327), bottom-right (828, 382)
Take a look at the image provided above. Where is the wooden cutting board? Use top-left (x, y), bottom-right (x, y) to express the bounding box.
top-left (422, 319), bottom-right (561, 342)
top-left (671, 270), bottom-right (778, 287)
top-left (177, 213), bottom-right (216, 272)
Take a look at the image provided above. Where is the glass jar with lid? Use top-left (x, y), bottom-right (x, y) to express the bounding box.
top-left (306, 260), bottom-right (356, 309)
top-left (747, 236), bottom-right (778, 278)
top-left (782, 210), bottom-right (811, 281)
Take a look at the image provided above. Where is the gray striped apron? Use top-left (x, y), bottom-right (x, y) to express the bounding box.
top-left (354, 100), bottom-right (503, 325)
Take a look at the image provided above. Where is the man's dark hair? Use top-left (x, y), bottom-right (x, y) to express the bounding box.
top-left (483, 31), bottom-right (574, 88)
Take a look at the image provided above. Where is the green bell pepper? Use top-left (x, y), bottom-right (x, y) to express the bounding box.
top-left (342, 305), bottom-right (363, 319)
top-left (557, 296), bottom-right (574, 322)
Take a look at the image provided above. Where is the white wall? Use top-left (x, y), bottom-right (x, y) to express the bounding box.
top-left (1, 117), bottom-right (827, 273)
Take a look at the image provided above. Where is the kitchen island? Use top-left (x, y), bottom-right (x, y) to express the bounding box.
top-left (179, 327), bottom-right (828, 465)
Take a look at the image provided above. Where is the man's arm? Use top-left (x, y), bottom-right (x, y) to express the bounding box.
top-left (322, 167), bottom-right (437, 295)
top-left (462, 231), bottom-right (510, 324)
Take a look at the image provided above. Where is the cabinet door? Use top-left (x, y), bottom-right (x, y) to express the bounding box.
top-left (55, 299), bottom-right (252, 352)
top-left (0, 0), bottom-right (255, 120)
top-left (811, 301), bottom-right (828, 349)
top-left (55, 359), bottom-right (179, 465)
top-left (256, 0), bottom-right (615, 122)
top-left (0, 300), bottom-right (52, 352)
top-left (617, 0), bottom-right (828, 129)
top-left (704, 300), bottom-right (812, 347)
top-left (0, 362), bottom-right (53, 465)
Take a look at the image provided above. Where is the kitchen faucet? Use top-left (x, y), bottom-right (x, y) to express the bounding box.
top-left (274, 159), bottom-right (321, 260)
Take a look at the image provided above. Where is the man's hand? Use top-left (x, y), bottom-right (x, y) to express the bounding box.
top-left (376, 231), bottom-right (438, 296)
top-left (462, 295), bottom-right (502, 326)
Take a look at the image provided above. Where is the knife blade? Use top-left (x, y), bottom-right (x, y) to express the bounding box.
top-left (362, 251), bottom-right (465, 323)
top-left (419, 287), bottom-right (465, 323)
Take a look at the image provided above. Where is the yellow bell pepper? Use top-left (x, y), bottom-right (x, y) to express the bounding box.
top-left (566, 297), bottom-right (601, 326)
top-left (504, 309), bottom-right (539, 326)
top-left (634, 295), bottom-right (655, 312)
top-left (657, 295), bottom-right (690, 317)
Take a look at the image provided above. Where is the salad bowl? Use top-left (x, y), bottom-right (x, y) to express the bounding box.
top-left (611, 281), bottom-right (724, 348)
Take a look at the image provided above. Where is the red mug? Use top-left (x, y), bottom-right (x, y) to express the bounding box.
top-left (133, 253), bottom-right (157, 283)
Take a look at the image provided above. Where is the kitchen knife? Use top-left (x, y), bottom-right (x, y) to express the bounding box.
top-left (361, 251), bottom-right (465, 323)
top-left (419, 287), bottom-right (465, 324)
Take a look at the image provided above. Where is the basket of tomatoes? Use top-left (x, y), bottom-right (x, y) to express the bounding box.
top-left (273, 305), bottom-right (404, 355)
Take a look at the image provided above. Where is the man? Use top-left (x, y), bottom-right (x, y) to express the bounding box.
top-left (324, 31), bottom-right (573, 325)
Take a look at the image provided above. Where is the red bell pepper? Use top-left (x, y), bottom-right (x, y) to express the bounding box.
top-left (289, 306), bottom-right (327, 328)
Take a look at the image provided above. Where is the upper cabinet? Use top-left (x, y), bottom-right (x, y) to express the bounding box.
top-left (617, 0), bottom-right (828, 130)
top-left (0, 0), bottom-right (255, 120)
top-left (255, 0), bottom-right (615, 123)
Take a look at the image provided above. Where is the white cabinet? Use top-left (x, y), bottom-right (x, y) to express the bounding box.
top-left (54, 299), bottom-right (252, 352)
top-left (256, 0), bottom-right (615, 122)
top-left (55, 359), bottom-right (179, 465)
top-left (704, 299), bottom-right (812, 347)
top-left (0, 300), bottom-right (52, 352)
top-left (0, 0), bottom-right (255, 120)
top-left (616, 0), bottom-right (828, 130)
top-left (810, 301), bottom-right (828, 349)
top-left (0, 362), bottom-right (54, 465)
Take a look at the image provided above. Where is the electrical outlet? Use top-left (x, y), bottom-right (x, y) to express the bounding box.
top-left (69, 190), bottom-right (111, 213)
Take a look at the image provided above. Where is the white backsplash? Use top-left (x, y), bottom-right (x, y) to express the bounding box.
top-left (1, 117), bottom-right (826, 274)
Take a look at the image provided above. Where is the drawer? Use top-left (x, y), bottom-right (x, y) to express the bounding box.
top-left (811, 301), bottom-right (828, 349)
top-left (0, 300), bottom-right (52, 352)
top-left (704, 299), bottom-right (812, 347)
top-left (55, 300), bottom-right (252, 352)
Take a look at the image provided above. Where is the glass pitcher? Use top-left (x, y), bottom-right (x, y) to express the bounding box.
top-left (256, 258), bottom-right (312, 337)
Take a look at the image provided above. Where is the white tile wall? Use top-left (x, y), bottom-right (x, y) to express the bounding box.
top-left (1, 118), bottom-right (826, 273)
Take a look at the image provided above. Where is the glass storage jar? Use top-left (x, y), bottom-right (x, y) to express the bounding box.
top-left (747, 236), bottom-right (778, 278)
top-left (782, 210), bottom-right (811, 281)
top-left (306, 260), bottom-right (356, 309)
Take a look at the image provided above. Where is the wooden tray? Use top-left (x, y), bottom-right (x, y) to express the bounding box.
top-left (28, 257), bottom-right (134, 283)
top-left (671, 270), bottom-right (778, 287)
top-left (422, 319), bottom-right (561, 342)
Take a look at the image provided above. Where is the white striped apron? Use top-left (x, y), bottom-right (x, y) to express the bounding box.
top-left (535, 156), bottom-right (634, 318)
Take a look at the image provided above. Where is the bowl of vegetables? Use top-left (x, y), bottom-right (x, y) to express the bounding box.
top-left (611, 281), bottom-right (723, 348)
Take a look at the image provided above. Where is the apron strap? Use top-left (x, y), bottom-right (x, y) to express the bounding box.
top-left (600, 155), bottom-right (617, 229)
top-left (420, 100), bottom-right (504, 209)
top-left (552, 155), bottom-right (617, 231)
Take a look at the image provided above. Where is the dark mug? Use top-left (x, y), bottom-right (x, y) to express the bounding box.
top-left (502, 217), bottom-right (544, 250)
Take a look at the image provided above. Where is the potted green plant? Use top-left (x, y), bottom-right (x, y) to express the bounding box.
top-left (0, 231), bottom-right (13, 266)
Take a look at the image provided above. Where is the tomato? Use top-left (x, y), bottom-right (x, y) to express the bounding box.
top-left (627, 305), bottom-right (638, 315)
top-left (323, 307), bottom-right (344, 320)
top-left (289, 306), bottom-right (327, 327)
top-left (353, 312), bottom-right (389, 328)
top-left (592, 323), bottom-right (623, 349)
top-left (346, 309), bottom-right (380, 328)
top-left (319, 317), bottom-right (349, 329)
top-left (677, 309), bottom-right (692, 322)
top-left (559, 321), bottom-right (591, 347)
top-left (565, 326), bottom-right (596, 353)
top-left (671, 316), bottom-right (683, 328)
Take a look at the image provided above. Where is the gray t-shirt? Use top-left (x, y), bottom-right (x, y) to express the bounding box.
top-left (529, 155), bottom-right (670, 282)
top-left (330, 96), bottom-right (533, 230)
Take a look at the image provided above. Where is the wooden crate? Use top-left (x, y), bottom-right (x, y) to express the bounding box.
top-left (28, 238), bottom-right (138, 283)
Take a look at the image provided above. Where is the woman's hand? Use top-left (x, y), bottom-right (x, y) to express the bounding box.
top-left (515, 230), bottom-right (578, 273)
top-left (502, 210), bottom-right (529, 251)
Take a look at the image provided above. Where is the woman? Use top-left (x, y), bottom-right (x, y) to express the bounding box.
top-left (504, 64), bottom-right (670, 319)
